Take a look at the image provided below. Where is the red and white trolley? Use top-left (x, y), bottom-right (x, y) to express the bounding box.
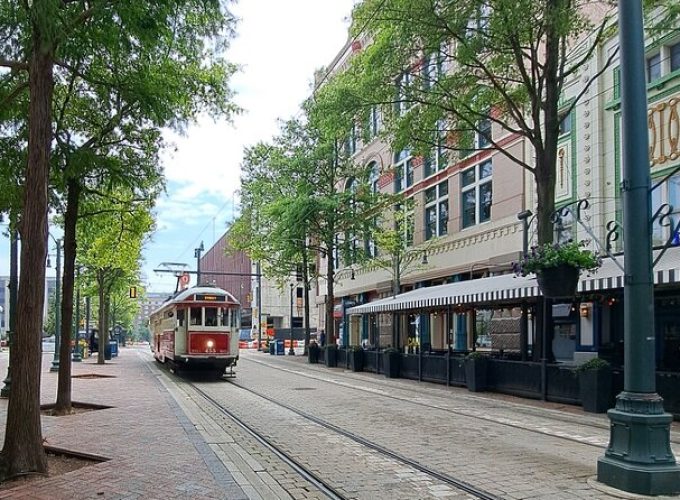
top-left (150, 286), bottom-right (240, 376)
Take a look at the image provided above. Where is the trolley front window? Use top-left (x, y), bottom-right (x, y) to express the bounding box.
top-left (205, 307), bottom-right (218, 326)
top-left (190, 307), bottom-right (202, 326)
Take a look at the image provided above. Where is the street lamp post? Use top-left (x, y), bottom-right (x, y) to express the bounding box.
top-left (1, 230), bottom-right (18, 397)
top-left (194, 241), bottom-right (205, 286)
top-left (517, 210), bottom-right (533, 362)
top-left (596, 1), bottom-right (680, 494)
top-left (72, 281), bottom-right (82, 362)
top-left (48, 236), bottom-right (62, 373)
top-left (288, 283), bottom-right (295, 355)
top-left (256, 261), bottom-right (263, 351)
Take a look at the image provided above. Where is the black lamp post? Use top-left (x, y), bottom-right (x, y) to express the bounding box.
top-left (72, 277), bottom-right (82, 362)
top-left (194, 241), bottom-right (205, 286)
top-left (47, 236), bottom-right (61, 373)
top-left (1, 230), bottom-right (17, 398)
top-left (288, 283), bottom-right (295, 355)
top-left (596, 1), bottom-right (680, 494)
top-left (517, 210), bottom-right (533, 362)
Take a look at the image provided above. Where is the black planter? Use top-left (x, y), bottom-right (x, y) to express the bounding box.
top-left (383, 351), bottom-right (400, 378)
top-left (537, 264), bottom-right (580, 298)
top-left (465, 357), bottom-right (488, 392)
top-left (308, 343), bottom-right (320, 364)
top-left (579, 367), bottom-right (612, 413)
top-left (349, 349), bottom-right (364, 372)
top-left (325, 345), bottom-right (338, 367)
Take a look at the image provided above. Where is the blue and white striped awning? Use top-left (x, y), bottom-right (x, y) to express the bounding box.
top-left (347, 247), bottom-right (680, 315)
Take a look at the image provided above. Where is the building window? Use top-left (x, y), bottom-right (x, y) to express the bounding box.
top-left (425, 180), bottom-right (449, 240)
top-left (461, 160), bottom-right (492, 228)
top-left (671, 42), bottom-right (680, 73)
top-left (558, 109), bottom-right (572, 136)
top-left (366, 163), bottom-right (380, 258)
top-left (368, 106), bottom-right (381, 138)
top-left (476, 117), bottom-right (492, 149)
top-left (344, 123), bottom-right (357, 157)
top-left (424, 121), bottom-right (448, 178)
top-left (394, 149), bottom-right (413, 193)
top-left (647, 52), bottom-right (661, 83)
top-left (396, 71), bottom-right (413, 116)
top-left (651, 175), bottom-right (680, 247)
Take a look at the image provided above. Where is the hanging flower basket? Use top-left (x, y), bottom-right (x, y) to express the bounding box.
top-left (536, 264), bottom-right (580, 298)
top-left (513, 240), bottom-right (601, 298)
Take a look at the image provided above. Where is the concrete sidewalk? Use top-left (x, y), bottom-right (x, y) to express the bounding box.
top-left (0, 347), bottom-right (248, 500)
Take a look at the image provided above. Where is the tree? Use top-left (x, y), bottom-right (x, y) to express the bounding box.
top-left (0, 0), bottom-right (238, 475)
top-left (232, 113), bottom-right (391, 345)
top-left (327, 0), bottom-right (617, 245)
top-left (76, 191), bottom-right (153, 365)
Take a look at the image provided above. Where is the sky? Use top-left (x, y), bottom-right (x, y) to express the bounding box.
top-left (0, 0), bottom-right (357, 293)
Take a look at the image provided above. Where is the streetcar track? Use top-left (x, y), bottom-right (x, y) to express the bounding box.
top-left (242, 355), bottom-right (626, 450)
top-left (185, 381), bottom-right (348, 500)
top-left (222, 377), bottom-right (502, 500)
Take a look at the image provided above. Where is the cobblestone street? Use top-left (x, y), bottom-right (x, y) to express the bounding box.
top-left (0, 347), bottom-right (679, 499)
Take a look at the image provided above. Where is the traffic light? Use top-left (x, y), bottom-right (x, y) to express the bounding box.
top-left (295, 264), bottom-right (303, 282)
top-left (129, 286), bottom-right (137, 299)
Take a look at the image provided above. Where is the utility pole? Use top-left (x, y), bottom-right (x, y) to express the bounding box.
top-left (288, 283), bottom-right (295, 355)
top-left (597, 1), bottom-right (680, 494)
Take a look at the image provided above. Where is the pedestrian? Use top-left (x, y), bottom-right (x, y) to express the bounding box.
top-left (319, 329), bottom-right (326, 347)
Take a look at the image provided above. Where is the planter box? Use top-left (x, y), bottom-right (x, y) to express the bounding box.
top-left (383, 351), bottom-right (400, 378)
top-left (325, 346), bottom-right (338, 367)
top-left (579, 368), bottom-right (612, 413)
top-left (308, 343), bottom-right (320, 364)
top-left (465, 358), bottom-right (488, 392)
top-left (349, 349), bottom-right (364, 372)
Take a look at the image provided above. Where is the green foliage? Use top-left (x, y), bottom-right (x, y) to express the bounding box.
top-left (576, 357), bottom-right (610, 372)
top-left (513, 241), bottom-right (601, 276)
top-left (466, 351), bottom-right (487, 360)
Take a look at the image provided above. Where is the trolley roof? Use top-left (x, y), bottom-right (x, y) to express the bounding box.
top-left (150, 286), bottom-right (240, 317)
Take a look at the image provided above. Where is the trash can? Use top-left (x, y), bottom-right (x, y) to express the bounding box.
top-left (109, 341), bottom-right (118, 358)
top-left (269, 341), bottom-right (275, 355)
top-left (104, 342), bottom-right (112, 360)
top-left (276, 340), bottom-right (285, 355)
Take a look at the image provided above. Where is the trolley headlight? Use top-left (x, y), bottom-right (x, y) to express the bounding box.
top-left (206, 340), bottom-right (214, 349)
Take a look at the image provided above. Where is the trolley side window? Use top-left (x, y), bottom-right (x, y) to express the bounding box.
top-left (205, 307), bottom-right (218, 327)
top-left (190, 307), bottom-right (202, 326)
top-left (176, 309), bottom-right (185, 327)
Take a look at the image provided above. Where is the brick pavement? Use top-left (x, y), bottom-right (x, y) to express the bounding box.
top-left (0, 347), bottom-right (248, 500)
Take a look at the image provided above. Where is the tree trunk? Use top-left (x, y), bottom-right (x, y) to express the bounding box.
top-left (55, 179), bottom-right (80, 414)
top-left (0, 14), bottom-right (54, 478)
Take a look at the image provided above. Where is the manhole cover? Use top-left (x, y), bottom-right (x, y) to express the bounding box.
top-left (71, 374), bottom-right (116, 379)
top-left (292, 387), bottom-right (316, 391)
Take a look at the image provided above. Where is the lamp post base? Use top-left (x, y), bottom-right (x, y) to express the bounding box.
top-left (0, 374), bottom-right (10, 398)
top-left (50, 360), bottom-right (60, 372)
top-left (597, 392), bottom-right (680, 496)
top-left (72, 350), bottom-right (82, 362)
top-left (288, 348), bottom-right (295, 355)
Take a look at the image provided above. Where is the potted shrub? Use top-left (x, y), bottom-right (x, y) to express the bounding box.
top-left (577, 357), bottom-right (612, 413)
top-left (513, 240), bottom-right (601, 298)
top-left (465, 351), bottom-right (488, 392)
top-left (324, 343), bottom-right (338, 368)
top-left (382, 347), bottom-right (400, 378)
top-left (308, 341), bottom-right (320, 364)
top-left (349, 345), bottom-right (364, 372)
